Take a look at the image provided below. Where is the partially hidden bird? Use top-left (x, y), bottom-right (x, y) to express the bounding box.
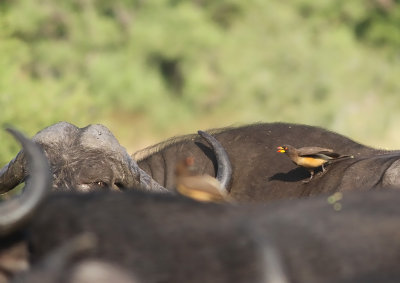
top-left (174, 157), bottom-right (232, 203)
top-left (277, 145), bottom-right (353, 183)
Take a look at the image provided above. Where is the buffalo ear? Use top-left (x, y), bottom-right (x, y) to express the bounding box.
top-left (382, 159), bottom-right (400, 189)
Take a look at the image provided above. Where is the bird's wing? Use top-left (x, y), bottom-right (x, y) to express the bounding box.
top-left (319, 151), bottom-right (341, 158)
top-left (297, 147), bottom-right (334, 156)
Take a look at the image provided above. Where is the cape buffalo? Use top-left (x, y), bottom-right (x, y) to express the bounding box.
top-left (3, 128), bottom-right (400, 283)
top-left (2, 122), bottom-right (399, 203)
top-left (0, 122), bottom-right (231, 195)
top-left (136, 122), bottom-right (399, 201)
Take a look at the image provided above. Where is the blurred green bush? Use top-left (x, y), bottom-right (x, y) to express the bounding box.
top-left (1, 0), bottom-right (400, 164)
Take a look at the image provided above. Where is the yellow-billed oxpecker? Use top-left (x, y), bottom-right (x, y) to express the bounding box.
top-left (277, 145), bottom-right (353, 182)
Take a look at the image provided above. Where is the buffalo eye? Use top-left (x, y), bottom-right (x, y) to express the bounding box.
top-left (91, 181), bottom-right (108, 188)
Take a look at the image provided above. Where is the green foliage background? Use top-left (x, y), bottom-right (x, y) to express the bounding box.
top-left (1, 0), bottom-right (400, 164)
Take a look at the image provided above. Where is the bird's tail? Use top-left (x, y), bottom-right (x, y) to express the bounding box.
top-left (332, 155), bottom-right (354, 161)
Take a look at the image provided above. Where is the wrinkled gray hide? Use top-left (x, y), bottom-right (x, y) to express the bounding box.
top-left (0, 122), bottom-right (232, 194)
top-left (0, 122), bottom-right (152, 193)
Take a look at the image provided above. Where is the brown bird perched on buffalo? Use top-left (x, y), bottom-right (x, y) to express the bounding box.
top-left (174, 157), bottom-right (232, 203)
top-left (277, 145), bottom-right (353, 183)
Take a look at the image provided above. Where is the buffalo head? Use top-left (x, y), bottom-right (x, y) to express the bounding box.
top-left (0, 122), bottom-right (231, 194)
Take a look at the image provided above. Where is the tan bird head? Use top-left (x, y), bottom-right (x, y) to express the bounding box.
top-left (175, 156), bottom-right (196, 177)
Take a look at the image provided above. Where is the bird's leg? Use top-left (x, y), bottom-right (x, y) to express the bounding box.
top-left (318, 163), bottom-right (328, 176)
top-left (303, 170), bottom-right (314, 183)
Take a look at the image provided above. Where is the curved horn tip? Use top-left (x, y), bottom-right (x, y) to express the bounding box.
top-left (197, 129), bottom-right (232, 192)
top-left (6, 127), bottom-right (28, 143)
top-left (0, 126), bottom-right (51, 236)
top-left (0, 127), bottom-right (27, 195)
top-left (197, 130), bottom-right (209, 138)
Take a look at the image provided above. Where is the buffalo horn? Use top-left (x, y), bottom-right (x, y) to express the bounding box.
top-left (0, 152), bottom-right (26, 194)
top-left (123, 130), bottom-right (232, 193)
top-left (0, 128), bottom-right (51, 236)
top-left (198, 130), bottom-right (232, 192)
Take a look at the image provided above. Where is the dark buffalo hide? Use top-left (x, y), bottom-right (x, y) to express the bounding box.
top-left (2, 122), bottom-right (400, 204)
top-left (13, 190), bottom-right (400, 283)
top-left (2, 128), bottom-right (400, 283)
top-left (136, 122), bottom-right (400, 202)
